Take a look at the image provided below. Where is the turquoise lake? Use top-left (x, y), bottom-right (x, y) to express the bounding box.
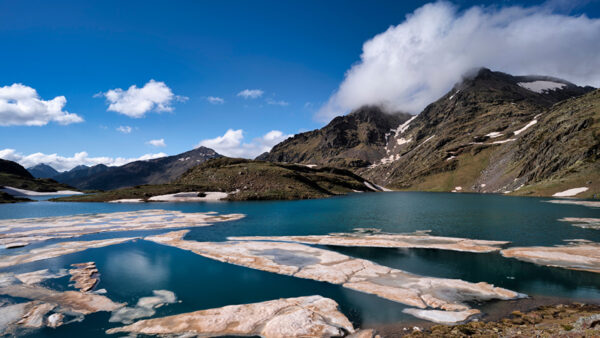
top-left (1, 191), bottom-right (600, 336)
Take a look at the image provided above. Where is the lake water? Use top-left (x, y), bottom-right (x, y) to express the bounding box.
top-left (1, 191), bottom-right (600, 336)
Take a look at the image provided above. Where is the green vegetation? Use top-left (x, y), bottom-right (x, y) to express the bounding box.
top-left (54, 158), bottom-right (374, 202)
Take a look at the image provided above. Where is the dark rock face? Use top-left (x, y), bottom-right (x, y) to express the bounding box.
top-left (257, 106), bottom-right (413, 167)
top-left (27, 163), bottom-right (60, 178)
top-left (53, 147), bottom-right (222, 191)
top-left (0, 159), bottom-right (33, 179)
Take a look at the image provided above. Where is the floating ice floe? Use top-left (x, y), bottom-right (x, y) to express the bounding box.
top-left (559, 217), bottom-right (600, 230)
top-left (107, 295), bottom-right (359, 337)
top-left (501, 240), bottom-right (600, 273)
top-left (0, 186), bottom-right (83, 196)
top-left (229, 230), bottom-right (509, 253)
top-left (69, 262), bottom-right (99, 292)
top-left (0, 237), bottom-right (137, 269)
top-left (109, 290), bottom-right (177, 324)
top-left (517, 81), bottom-right (566, 93)
top-left (552, 187), bottom-right (589, 197)
top-left (146, 230), bottom-right (523, 323)
top-left (0, 209), bottom-right (244, 249)
top-left (546, 200), bottom-right (600, 208)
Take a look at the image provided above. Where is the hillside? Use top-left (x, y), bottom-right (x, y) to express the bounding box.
top-left (56, 157), bottom-right (381, 202)
top-left (53, 147), bottom-right (221, 190)
top-left (257, 106), bottom-right (413, 168)
top-left (0, 159), bottom-right (75, 199)
top-left (359, 68), bottom-right (596, 197)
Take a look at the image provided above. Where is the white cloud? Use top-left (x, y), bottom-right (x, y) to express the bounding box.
top-left (97, 80), bottom-right (187, 118)
top-left (147, 138), bottom-right (166, 147)
top-left (237, 89), bottom-right (264, 99)
top-left (206, 96), bottom-right (225, 104)
top-left (116, 125), bottom-right (132, 134)
top-left (0, 83), bottom-right (83, 126)
top-left (317, 2), bottom-right (600, 121)
top-left (266, 98), bottom-right (289, 106)
top-left (196, 129), bottom-right (292, 158)
top-left (0, 148), bottom-right (167, 172)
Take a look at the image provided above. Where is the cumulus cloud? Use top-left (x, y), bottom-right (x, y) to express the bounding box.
top-left (0, 83), bottom-right (83, 126)
top-left (0, 148), bottom-right (167, 172)
top-left (206, 96), bottom-right (225, 104)
top-left (97, 80), bottom-right (187, 118)
top-left (317, 1), bottom-right (600, 121)
top-left (237, 89), bottom-right (264, 99)
top-left (116, 125), bottom-right (132, 134)
top-left (196, 129), bottom-right (291, 158)
top-left (147, 138), bottom-right (166, 147)
top-left (266, 98), bottom-right (289, 106)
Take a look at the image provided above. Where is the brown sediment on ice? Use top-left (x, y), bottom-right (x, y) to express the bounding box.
top-left (546, 199), bottom-right (600, 208)
top-left (107, 295), bottom-right (357, 337)
top-left (145, 231), bottom-right (522, 323)
top-left (0, 237), bottom-right (137, 269)
top-left (0, 284), bottom-right (123, 314)
top-left (0, 274), bottom-right (124, 334)
top-left (0, 209), bottom-right (245, 249)
top-left (15, 269), bottom-right (67, 285)
top-left (229, 229), bottom-right (509, 253)
top-left (69, 262), bottom-right (98, 292)
top-left (559, 217), bottom-right (600, 230)
top-left (501, 240), bottom-right (600, 273)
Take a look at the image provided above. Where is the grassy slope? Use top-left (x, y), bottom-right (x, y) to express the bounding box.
top-left (55, 158), bottom-right (374, 202)
top-left (0, 173), bottom-right (75, 193)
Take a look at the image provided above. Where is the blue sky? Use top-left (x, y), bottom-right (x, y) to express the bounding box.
top-left (1, 0), bottom-right (599, 170)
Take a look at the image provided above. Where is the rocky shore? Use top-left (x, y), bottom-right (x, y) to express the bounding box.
top-left (403, 303), bottom-right (600, 337)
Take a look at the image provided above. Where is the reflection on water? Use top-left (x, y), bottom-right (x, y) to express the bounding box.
top-left (0, 191), bottom-right (598, 337)
top-left (104, 249), bottom-right (171, 290)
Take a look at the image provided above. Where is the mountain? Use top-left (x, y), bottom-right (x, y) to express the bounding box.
top-left (27, 163), bottom-right (60, 178)
top-left (257, 106), bottom-right (413, 168)
top-left (56, 157), bottom-right (382, 202)
top-left (53, 147), bottom-right (222, 190)
top-left (359, 68), bottom-right (596, 197)
top-left (0, 159), bottom-right (75, 199)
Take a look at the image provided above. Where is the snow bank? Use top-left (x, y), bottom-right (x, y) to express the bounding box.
top-left (552, 187), bottom-right (589, 197)
top-left (513, 119), bottom-right (537, 136)
top-left (148, 192), bottom-right (228, 202)
top-left (1, 186), bottom-right (82, 196)
top-left (518, 81), bottom-right (566, 93)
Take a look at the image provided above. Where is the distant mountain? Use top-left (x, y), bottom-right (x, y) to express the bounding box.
top-left (27, 163), bottom-right (60, 178)
top-left (69, 165), bottom-right (90, 172)
top-left (257, 106), bottom-right (413, 168)
top-left (0, 159), bottom-right (75, 198)
top-left (53, 147), bottom-right (222, 190)
top-left (360, 68), bottom-right (596, 197)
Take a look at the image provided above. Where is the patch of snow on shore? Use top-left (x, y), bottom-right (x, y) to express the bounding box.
top-left (109, 199), bottom-right (144, 203)
top-left (552, 187), bottom-right (589, 197)
top-left (513, 119), bottom-right (537, 136)
top-left (1, 186), bottom-right (82, 196)
top-left (518, 81), bottom-right (566, 93)
top-left (363, 181), bottom-right (380, 192)
top-left (148, 191), bottom-right (228, 202)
